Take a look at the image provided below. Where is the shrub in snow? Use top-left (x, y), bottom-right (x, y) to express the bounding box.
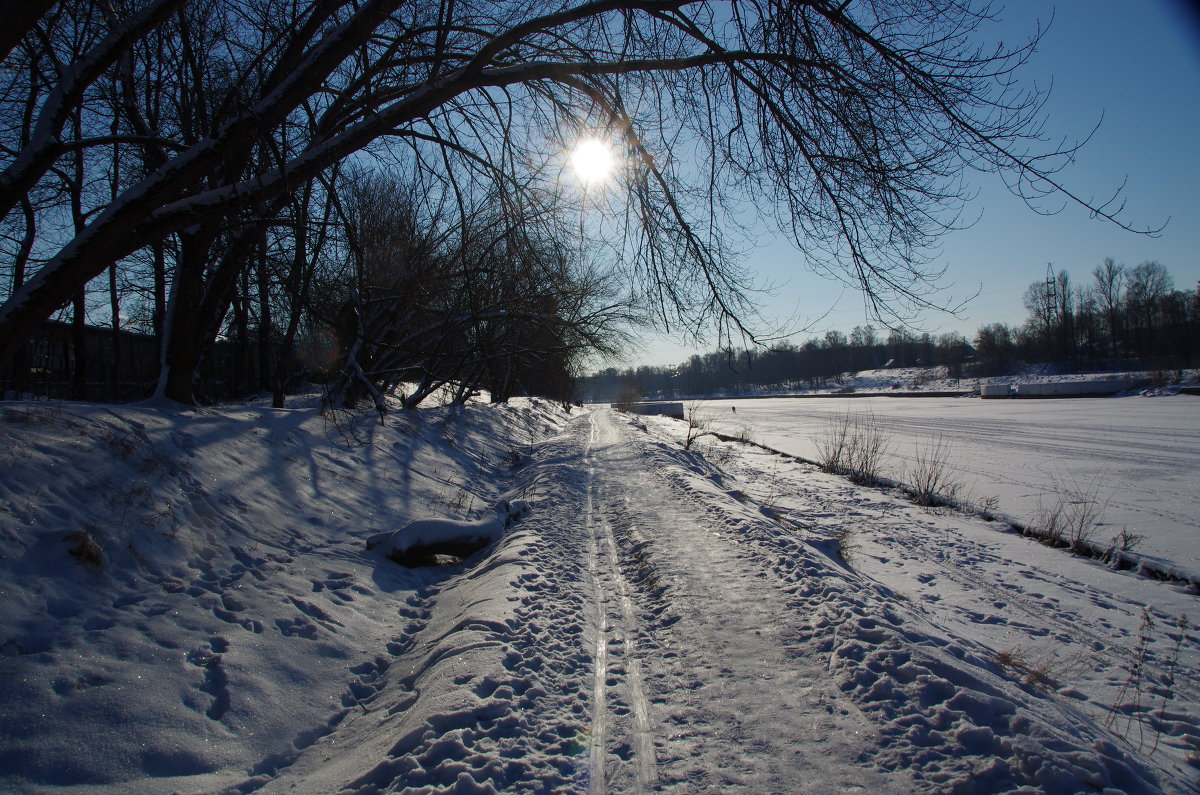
top-left (905, 435), bottom-right (962, 508)
top-left (815, 409), bottom-right (891, 485)
top-left (683, 401), bottom-right (716, 450)
top-left (366, 500), bottom-right (529, 566)
top-left (1031, 474), bottom-right (1107, 553)
top-left (613, 381), bottom-right (642, 413)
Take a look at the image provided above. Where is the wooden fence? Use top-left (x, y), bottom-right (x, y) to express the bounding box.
top-left (0, 321), bottom-right (282, 403)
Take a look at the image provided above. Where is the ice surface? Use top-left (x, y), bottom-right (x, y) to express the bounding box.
top-left (703, 394), bottom-right (1200, 577)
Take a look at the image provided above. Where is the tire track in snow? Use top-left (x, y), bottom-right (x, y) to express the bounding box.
top-left (599, 493), bottom-right (658, 792)
top-left (604, 413), bottom-right (913, 792)
top-left (584, 413), bottom-right (657, 794)
top-left (584, 416), bottom-right (609, 795)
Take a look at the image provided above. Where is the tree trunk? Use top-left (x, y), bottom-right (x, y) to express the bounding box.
top-left (235, 269), bottom-right (251, 398)
top-left (109, 263), bottom-right (121, 401)
top-left (274, 217), bottom-right (314, 409)
top-left (71, 288), bottom-right (86, 400)
top-left (153, 241), bottom-right (166, 354)
top-left (157, 233), bottom-right (209, 404)
top-left (8, 197), bottom-right (36, 397)
top-left (256, 234), bottom-right (272, 394)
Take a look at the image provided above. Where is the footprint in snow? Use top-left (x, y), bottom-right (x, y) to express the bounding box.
top-left (186, 639), bottom-right (231, 720)
top-left (287, 596), bottom-right (343, 627)
top-left (275, 617), bottom-right (319, 639)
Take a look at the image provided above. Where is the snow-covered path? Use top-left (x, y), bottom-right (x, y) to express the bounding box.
top-left (581, 410), bottom-right (909, 792)
top-left (570, 410), bottom-right (1170, 793)
top-left (583, 414), bottom-right (656, 792)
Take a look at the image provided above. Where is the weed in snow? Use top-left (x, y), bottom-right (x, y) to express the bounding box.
top-left (1150, 615), bottom-right (1189, 755)
top-left (730, 423), bottom-right (756, 445)
top-left (1107, 608), bottom-right (1154, 749)
top-left (992, 644), bottom-right (1093, 692)
top-left (1110, 527), bottom-right (1145, 555)
top-left (65, 529), bottom-right (103, 568)
top-left (696, 439), bottom-right (737, 467)
top-left (832, 526), bottom-right (861, 568)
top-left (1031, 473), bottom-right (1109, 553)
top-left (975, 494), bottom-right (1001, 521)
top-left (904, 434), bottom-right (962, 508)
top-left (815, 409), bottom-right (891, 486)
top-left (683, 401), bottom-right (718, 451)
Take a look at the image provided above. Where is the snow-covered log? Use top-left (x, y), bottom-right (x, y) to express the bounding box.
top-left (366, 499), bottom-right (530, 560)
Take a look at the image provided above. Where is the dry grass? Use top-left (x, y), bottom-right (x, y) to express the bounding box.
top-left (905, 435), bottom-right (962, 507)
top-left (993, 644), bottom-right (1093, 692)
top-left (1032, 474), bottom-right (1109, 553)
top-left (815, 409), bottom-right (891, 485)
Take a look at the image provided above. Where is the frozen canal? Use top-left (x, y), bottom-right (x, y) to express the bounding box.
top-left (702, 395), bottom-right (1200, 577)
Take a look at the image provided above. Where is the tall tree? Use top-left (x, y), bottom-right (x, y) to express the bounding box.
top-left (1124, 260), bottom-right (1173, 358)
top-left (1092, 258), bottom-right (1125, 359)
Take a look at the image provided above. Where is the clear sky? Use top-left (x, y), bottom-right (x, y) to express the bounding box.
top-left (625, 0), bottom-right (1200, 368)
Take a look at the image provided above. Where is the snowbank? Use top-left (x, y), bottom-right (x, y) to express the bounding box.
top-left (0, 398), bottom-right (574, 792)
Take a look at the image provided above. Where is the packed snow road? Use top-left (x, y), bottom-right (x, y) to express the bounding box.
top-left (0, 399), bottom-right (1189, 793)
top-left (580, 410), bottom-right (910, 792)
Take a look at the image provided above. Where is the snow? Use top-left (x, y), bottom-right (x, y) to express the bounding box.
top-left (0, 395), bottom-right (1197, 792)
top-left (365, 500), bottom-right (530, 560)
top-left (701, 394), bottom-right (1200, 579)
top-left (723, 365), bottom-right (1190, 398)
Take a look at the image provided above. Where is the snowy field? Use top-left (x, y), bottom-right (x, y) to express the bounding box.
top-left (0, 397), bottom-right (1197, 792)
top-left (700, 395), bottom-right (1200, 579)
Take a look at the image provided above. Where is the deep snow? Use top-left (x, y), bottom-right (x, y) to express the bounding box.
top-left (0, 396), bottom-right (1196, 793)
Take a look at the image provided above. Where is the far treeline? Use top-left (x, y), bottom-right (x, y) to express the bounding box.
top-left (583, 261), bottom-right (1199, 402)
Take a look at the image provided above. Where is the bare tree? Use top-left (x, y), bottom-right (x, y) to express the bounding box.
top-left (321, 168), bottom-right (635, 411)
top-left (1092, 258), bottom-right (1125, 359)
top-left (973, 322), bottom-right (1015, 375)
top-left (0, 0), bottom-right (1158, 403)
top-left (1124, 260), bottom-right (1173, 357)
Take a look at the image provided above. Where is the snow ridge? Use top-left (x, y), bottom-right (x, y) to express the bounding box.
top-left (364, 499), bottom-right (530, 559)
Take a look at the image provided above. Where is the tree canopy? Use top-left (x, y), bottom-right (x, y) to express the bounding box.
top-left (0, 0), bottom-right (1151, 403)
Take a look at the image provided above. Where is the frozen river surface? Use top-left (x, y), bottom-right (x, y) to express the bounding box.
top-left (703, 395), bottom-right (1200, 577)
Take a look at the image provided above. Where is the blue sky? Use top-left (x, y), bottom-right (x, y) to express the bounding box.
top-left (628, 0), bottom-right (1200, 368)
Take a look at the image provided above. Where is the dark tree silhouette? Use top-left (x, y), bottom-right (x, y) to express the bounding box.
top-left (0, 0), bottom-right (1155, 402)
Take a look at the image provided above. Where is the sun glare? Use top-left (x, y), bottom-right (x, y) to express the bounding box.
top-left (570, 138), bottom-right (614, 187)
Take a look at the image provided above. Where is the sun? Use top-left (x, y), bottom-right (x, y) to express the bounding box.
top-left (570, 138), bottom-right (615, 187)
